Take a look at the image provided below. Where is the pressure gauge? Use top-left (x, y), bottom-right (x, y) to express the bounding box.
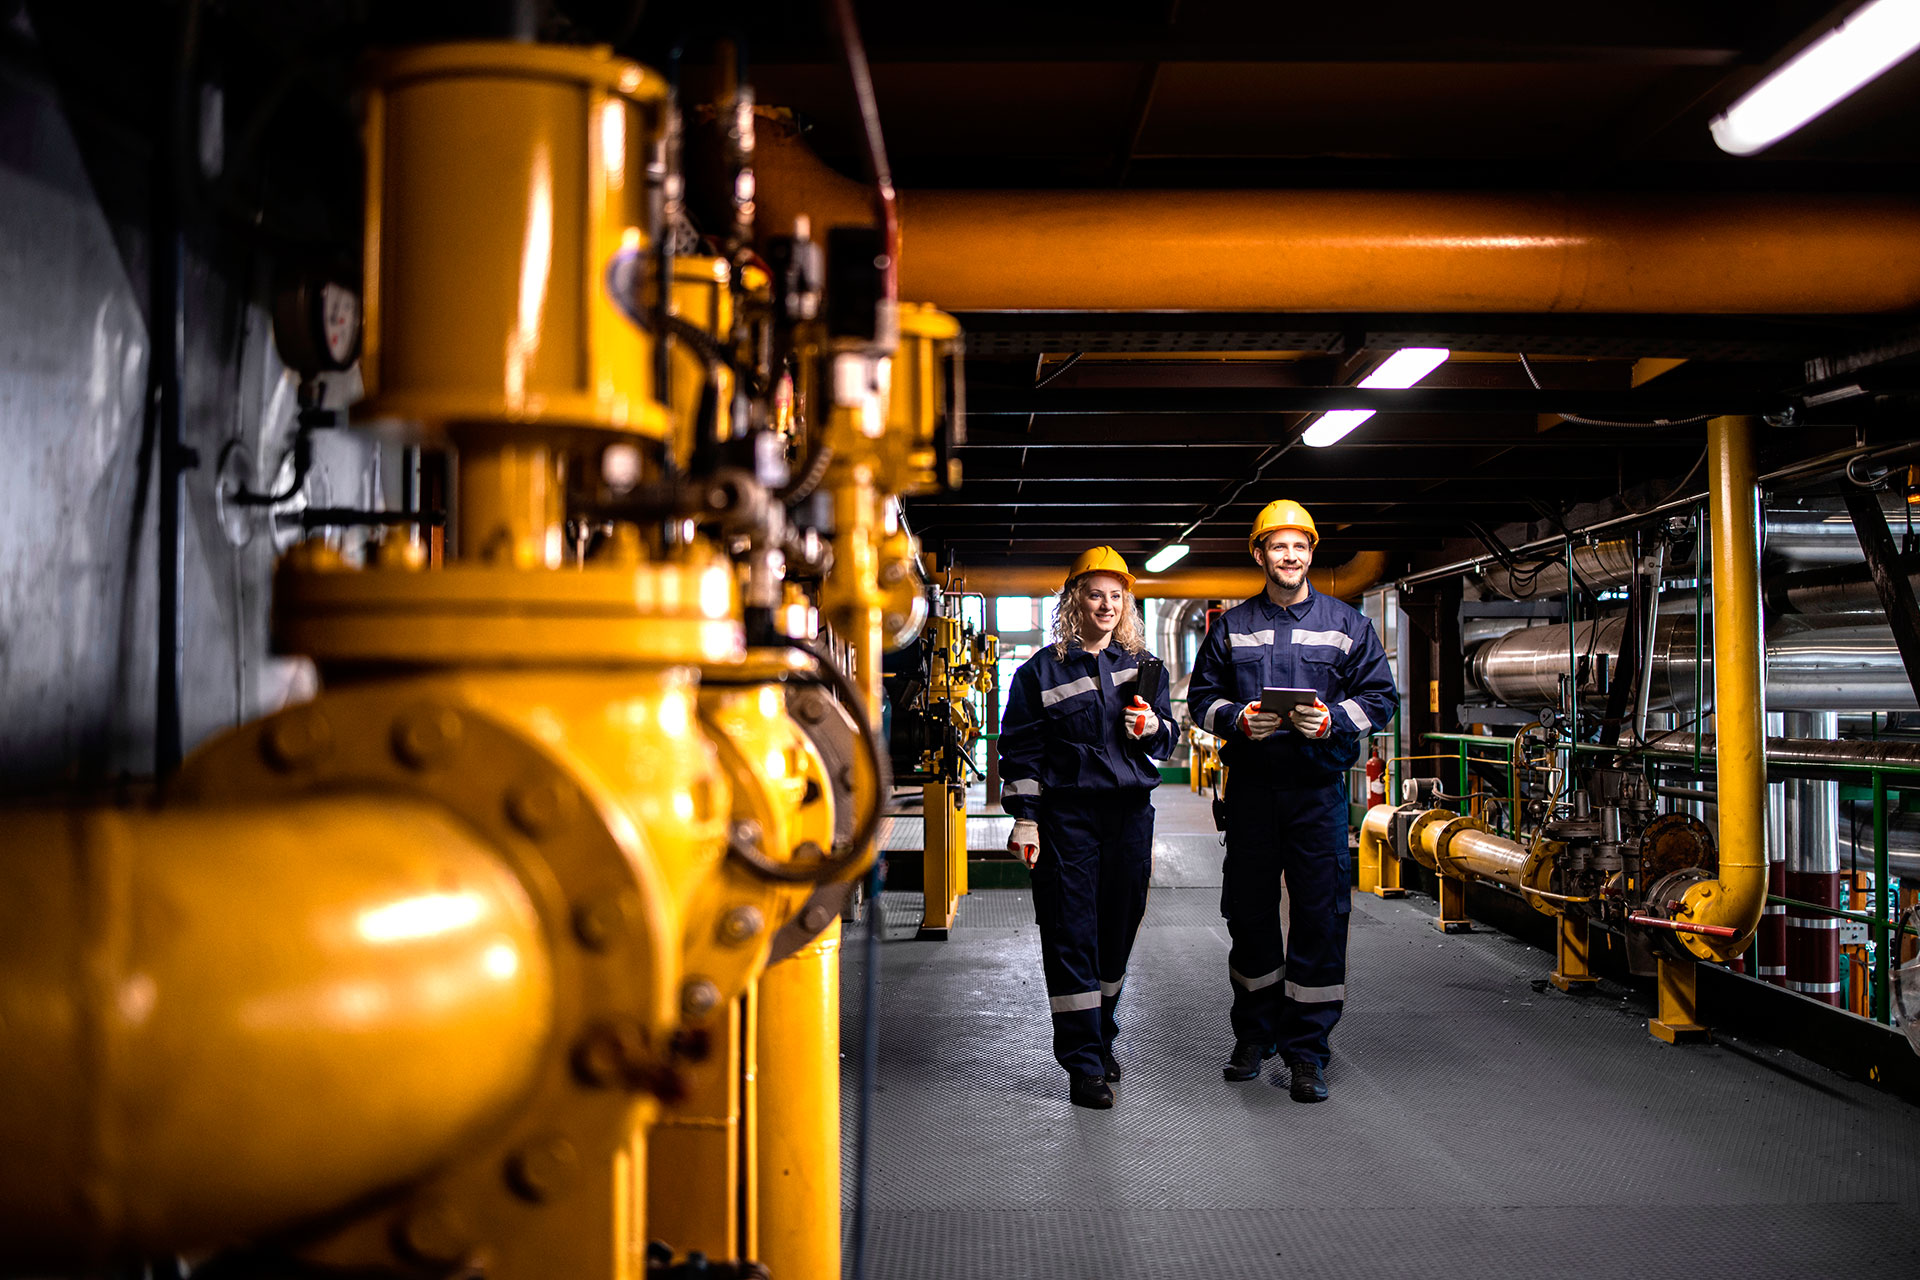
top-left (272, 264), bottom-right (363, 377)
top-left (319, 281), bottom-right (360, 367)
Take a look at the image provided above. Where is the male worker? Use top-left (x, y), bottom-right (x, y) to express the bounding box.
top-left (1185, 499), bottom-right (1398, 1102)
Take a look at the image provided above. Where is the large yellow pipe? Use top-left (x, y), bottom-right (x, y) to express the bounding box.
top-left (757, 124), bottom-right (1920, 314)
top-left (1676, 416), bottom-right (1768, 959)
top-left (0, 798), bottom-right (551, 1265)
top-left (754, 921), bottom-right (842, 1280)
top-left (952, 551), bottom-right (1388, 601)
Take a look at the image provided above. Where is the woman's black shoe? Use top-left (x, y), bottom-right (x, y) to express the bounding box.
top-left (1070, 1072), bottom-right (1114, 1109)
top-left (1222, 1039), bottom-right (1275, 1081)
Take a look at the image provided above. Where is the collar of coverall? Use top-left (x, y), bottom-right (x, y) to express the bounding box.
top-left (1255, 582), bottom-right (1317, 621)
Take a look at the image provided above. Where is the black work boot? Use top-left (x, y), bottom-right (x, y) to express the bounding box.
top-left (1101, 1047), bottom-right (1124, 1083)
top-left (1286, 1057), bottom-right (1329, 1103)
top-left (1070, 1072), bottom-right (1114, 1109)
top-left (1222, 1039), bottom-right (1275, 1081)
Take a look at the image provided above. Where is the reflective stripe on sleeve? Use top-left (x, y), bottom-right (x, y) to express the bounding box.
top-left (1229, 629), bottom-right (1275, 648)
top-left (1100, 976), bottom-right (1126, 998)
top-left (1204, 698), bottom-right (1234, 733)
top-left (1291, 628), bottom-right (1353, 653)
top-left (1049, 990), bottom-right (1102, 1013)
top-left (1110, 667), bottom-right (1139, 687)
top-left (1285, 980), bottom-right (1345, 1003)
top-left (1339, 698), bottom-right (1370, 731)
top-left (1005, 778), bottom-right (1042, 797)
top-left (1230, 965), bottom-right (1283, 991)
top-left (1041, 675), bottom-right (1100, 707)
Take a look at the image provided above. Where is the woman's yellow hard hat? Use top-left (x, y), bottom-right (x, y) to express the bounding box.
top-left (1065, 545), bottom-right (1135, 591)
top-left (1249, 499), bottom-right (1319, 553)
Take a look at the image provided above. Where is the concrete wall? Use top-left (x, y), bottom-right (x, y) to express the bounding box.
top-left (0, 22), bottom-right (354, 792)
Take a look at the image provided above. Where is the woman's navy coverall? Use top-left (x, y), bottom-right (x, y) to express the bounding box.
top-left (998, 641), bottom-right (1179, 1077)
top-left (1186, 586), bottom-right (1398, 1066)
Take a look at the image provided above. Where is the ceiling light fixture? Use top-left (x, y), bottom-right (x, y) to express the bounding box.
top-left (1710, 0), bottom-right (1920, 156)
top-left (1143, 542), bottom-right (1191, 573)
top-left (1301, 347), bottom-right (1450, 448)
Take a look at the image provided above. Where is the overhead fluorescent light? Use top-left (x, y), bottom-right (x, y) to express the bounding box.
top-left (1143, 543), bottom-right (1190, 573)
top-left (1710, 0), bottom-right (1920, 156)
top-left (1301, 347), bottom-right (1450, 448)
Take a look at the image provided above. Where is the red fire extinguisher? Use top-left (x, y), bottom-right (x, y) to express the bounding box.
top-left (1366, 745), bottom-right (1387, 808)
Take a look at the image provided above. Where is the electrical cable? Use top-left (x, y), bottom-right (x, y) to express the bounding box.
top-left (1518, 353), bottom-right (1715, 428)
top-left (823, 0), bottom-right (897, 305)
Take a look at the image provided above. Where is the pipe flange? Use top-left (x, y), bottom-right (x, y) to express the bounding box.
top-left (1520, 835), bottom-right (1565, 918)
top-left (1404, 807), bottom-right (1456, 872)
top-left (1640, 812), bottom-right (1718, 879)
top-left (1429, 813), bottom-right (1492, 880)
top-left (172, 686), bottom-right (683, 1273)
top-left (1640, 866), bottom-right (1716, 963)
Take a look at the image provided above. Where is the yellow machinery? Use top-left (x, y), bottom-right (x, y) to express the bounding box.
top-left (0, 36), bottom-right (957, 1280)
top-left (910, 589), bottom-right (999, 938)
top-left (1356, 418), bottom-right (1768, 1045)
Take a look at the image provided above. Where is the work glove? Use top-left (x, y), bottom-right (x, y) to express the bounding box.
top-left (1124, 696), bottom-right (1159, 740)
top-left (1238, 704), bottom-right (1284, 741)
top-left (1290, 697), bottom-right (1333, 739)
top-left (1009, 819), bottom-right (1040, 869)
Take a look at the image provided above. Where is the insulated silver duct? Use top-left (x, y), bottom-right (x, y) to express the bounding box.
top-left (1764, 495), bottom-right (1915, 568)
top-left (1837, 802), bottom-right (1920, 882)
top-left (1475, 540), bottom-right (1638, 601)
top-left (1782, 711), bottom-right (1839, 876)
top-left (1469, 617), bottom-right (1920, 712)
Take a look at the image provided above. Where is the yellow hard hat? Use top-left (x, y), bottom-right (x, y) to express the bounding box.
top-left (1065, 545), bottom-right (1135, 591)
top-left (1249, 498), bottom-right (1319, 553)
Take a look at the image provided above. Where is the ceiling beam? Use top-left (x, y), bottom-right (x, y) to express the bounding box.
top-left (969, 385), bottom-right (1785, 417)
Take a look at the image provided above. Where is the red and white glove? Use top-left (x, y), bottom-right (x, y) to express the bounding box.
top-left (1009, 819), bottom-right (1040, 869)
top-left (1290, 697), bottom-right (1333, 739)
top-left (1239, 703), bottom-right (1284, 741)
top-left (1124, 696), bottom-right (1159, 740)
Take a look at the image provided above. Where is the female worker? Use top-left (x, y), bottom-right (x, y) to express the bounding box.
top-left (997, 546), bottom-right (1179, 1109)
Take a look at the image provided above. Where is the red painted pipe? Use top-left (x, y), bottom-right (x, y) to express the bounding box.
top-left (1784, 869), bottom-right (1843, 1006)
top-left (1628, 915), bottom-right (1741, 940)
top-left (1759, 857), bottom-right (1788, 987)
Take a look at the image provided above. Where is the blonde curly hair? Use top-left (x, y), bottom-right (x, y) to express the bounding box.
top-left (1051, 573), bottom-right (1147, 658)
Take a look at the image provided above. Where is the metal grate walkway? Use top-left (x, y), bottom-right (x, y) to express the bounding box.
top-left (841, 787), bottom-right (1920, 1278)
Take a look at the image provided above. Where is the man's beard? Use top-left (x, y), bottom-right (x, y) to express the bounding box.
top-left (1266, 562), bottom-right (1306, 590)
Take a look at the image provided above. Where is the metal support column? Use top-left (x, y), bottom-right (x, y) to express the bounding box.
top-left (919, 780), bottom-right (966, 939)
top-left (1651, 958), bottom-right (1709, 1044)
top-left (1550, 915), bottom-right (1599, 991)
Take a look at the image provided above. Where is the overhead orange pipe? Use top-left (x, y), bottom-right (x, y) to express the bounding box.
top-left (952, 551), bottom-right (1387, 601)
top-left (756, 120), bottom-right (1920, 315)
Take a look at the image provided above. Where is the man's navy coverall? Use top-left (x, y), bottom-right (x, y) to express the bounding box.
top-left (1186, 586), bottom-right (1398, 1067)
top-left (999, 641), bottom-right (1179, 1078)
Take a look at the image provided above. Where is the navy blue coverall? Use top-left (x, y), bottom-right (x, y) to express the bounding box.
top-left (999, 641), bottom-right (1179, 1078)
top-left (1186, 587), bottom-right (1398, 1067)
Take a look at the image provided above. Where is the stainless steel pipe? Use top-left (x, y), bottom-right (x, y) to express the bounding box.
top-left (1469, 616), bottom-right (1919, 712)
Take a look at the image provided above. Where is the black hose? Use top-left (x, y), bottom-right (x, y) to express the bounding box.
top-left (849, 853), bottom-right (884, 1280)
top-left (723, 636), bottom-right (892, 883)
top-left (153, 0), bottom-right (203, 779)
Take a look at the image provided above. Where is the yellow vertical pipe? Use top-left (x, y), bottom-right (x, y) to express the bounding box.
top-left (1676, 415), bottom-right (1768, 959)
top-left (754, 921), bottom-right (842, 1280)
top-left (454, 440), bottom-right (563, 568)
top-left (644, 998), bottom-right (746, 1258)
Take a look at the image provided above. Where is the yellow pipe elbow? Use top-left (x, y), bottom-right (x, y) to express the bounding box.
top-left (1678, 417), bottom-right (1769, 960)
top-left (0, 797), bottom-right (551, 1265)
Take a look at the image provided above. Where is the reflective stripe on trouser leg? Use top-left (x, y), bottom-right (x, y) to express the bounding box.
top-left (1274, 779), bottom-right (1352, 1067)
top-left (1029, 791), bottom-right (1154, 1077)
top-left (1221, 783), bottom-right (1287, 1045)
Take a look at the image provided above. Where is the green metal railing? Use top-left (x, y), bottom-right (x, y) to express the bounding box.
top-left (1414, 729), bottom-right (1918, 1025)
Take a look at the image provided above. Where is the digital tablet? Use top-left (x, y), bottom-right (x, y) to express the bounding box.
top-left (1259, 687), bottom-right (1321, 716)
